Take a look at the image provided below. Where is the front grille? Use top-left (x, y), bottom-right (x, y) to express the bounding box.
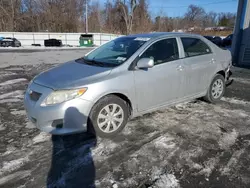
top-left (29, 90), bottom-right (42, 101)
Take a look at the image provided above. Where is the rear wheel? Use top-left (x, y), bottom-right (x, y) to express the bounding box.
top-left (88, 95), bottom-right (129, 138)
top-left (204, 74), bottom-right (225, 103)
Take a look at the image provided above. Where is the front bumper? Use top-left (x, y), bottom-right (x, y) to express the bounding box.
top-left (24, 82), bottom-right (94, 135)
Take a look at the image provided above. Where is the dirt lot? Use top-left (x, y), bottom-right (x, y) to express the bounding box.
top-left (0, 50), bottom-right (250, 188)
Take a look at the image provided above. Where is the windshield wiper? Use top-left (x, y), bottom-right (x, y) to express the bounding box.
top-left (77, 57), bottom-right (117, 67)
top-left (76, 57), bottom-right (105, 67)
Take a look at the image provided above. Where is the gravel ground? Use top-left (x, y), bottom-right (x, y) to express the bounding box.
top-left (0, 50), bottom-right (250, 188)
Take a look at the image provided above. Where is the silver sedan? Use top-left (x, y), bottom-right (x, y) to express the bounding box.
top-left (24, 32), bottom-right (232, 137)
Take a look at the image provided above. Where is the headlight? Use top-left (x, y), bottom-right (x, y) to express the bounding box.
top-left (41, 88), bottom-right (87, 106)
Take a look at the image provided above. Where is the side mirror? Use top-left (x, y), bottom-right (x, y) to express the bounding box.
top-left (137, 58), bottom-right (154, 69)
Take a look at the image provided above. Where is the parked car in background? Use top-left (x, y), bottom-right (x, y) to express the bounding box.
top-left (212, 36), bottom-right (223, 47)
top-left (204, 36), bottom-right (213, 41)
top-left (44, 39), bottom-right (62, 47)
top-left (0, 37), bottom-right (21, 47)
top-left (222, 34), bottom-right (233, 47)
top-left (24, 32), bottom-right (232, 138)
top-left (203, 36), bottom-right (222, 47)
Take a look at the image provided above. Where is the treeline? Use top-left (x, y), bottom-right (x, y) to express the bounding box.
top-left (0, 0), bottom-right (236, 34)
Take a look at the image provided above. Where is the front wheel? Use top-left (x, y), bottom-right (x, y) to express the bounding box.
top-left (204, 74), bottom-right (225, 103)
top-left (88, 95), bottom-right (129, 138)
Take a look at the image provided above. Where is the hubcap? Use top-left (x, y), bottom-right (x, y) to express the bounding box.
top-left (212, 79), bottom-right (224, 99)
top-left (97, 104), bottom-right (124, 133)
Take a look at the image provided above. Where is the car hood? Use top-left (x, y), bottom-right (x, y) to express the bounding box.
top-left (34, 60), bottom-right (112, 89)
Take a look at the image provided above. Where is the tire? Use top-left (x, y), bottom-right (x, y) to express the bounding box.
top-left (1, 42), bottom-right (6, 47)
top-left (87, 95), bottom-right (129, 138)
top-left (204, 74), bottom-right (225, 103)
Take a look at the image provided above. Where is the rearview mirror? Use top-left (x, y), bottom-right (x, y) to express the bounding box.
top-left (137, 58), bottom-right (154, 69)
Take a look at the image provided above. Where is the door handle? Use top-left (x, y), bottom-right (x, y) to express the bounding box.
top-left (210, 58), bottom-right (216, 64)
top-left (177, 65), bottom-right (184, 71)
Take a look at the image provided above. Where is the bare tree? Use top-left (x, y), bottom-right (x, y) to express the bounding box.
top-left (183, 4), bottom-right (206, 29)
top-left (0, 0), bottom-right (22, 31)
top-left (118, 0), bottom-right (138, 34)
top-left (133, 0), bottom-right (152, 33)
top-left (0, 0), bottom-right (235, 35)
top-left (88, 1), bottom-right (102, 32)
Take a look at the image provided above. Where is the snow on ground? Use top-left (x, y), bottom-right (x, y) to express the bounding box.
top-left (152, 174), bottom-right (180, 188)
top-left (32, 132), bottom-right (51, 144)
top-left (0, 78), bottom-right (27, 86)
top-left (0, 51), bottom-right (250, 188)
top-left (0, 157), bottom-right (29, 176)
top-left (222, 97), bottom-right (250, 106)
top-left (0, 90), bottom-right (24, 100)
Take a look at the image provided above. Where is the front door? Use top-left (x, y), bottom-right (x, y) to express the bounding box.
top-left (133, 38), bottom-right (185, 112)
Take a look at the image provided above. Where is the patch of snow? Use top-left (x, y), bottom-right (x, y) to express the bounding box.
top-left (151, 167), bottom-right (162, 180)
top-left (220, 149), bottom-right (245, 176)
top-left (0, 78), bottom-right (27, 86)
top-left (198, 157), bottom-right (219, 178)
top-left (11, 110), bottom-right (26, 116)
top-left (175, 102), bottom-right (190, 110)
top-left (5, 67), bottom-right (24, 71)
top-left (219, 129), bottom-right (238, 150)
top-left (154, 136), bottom-right (176, 150)
top-left (17, 185), bottom-right (26, 188)
top-left (153, 174), bottom-right (180, 188)
top-left (221, 97), bottom-right (250, 106)
top-left (25, 121), bottom-right (36, 129)
top-left (1, 146), bottom-right (16, 156)
top-left (92, 140), bottom-right (119, 161)
top-left (0, 72), bottom-right (17, 79)
top-left (232, 77), bottom-right (250, 85)
top-left (0, 98), bottom-right (21, 103)
top-left (0, 170), bottom-right (31, 186)
top-left (0, 124), bottom-right (5, 131)
top-left (32, 132), bottom-right (50, 144)
top-left (0, 90), bottom-right (24, 100)
top-left (122, 124), bottom-right (132, 135)
top-left (0, 157), bottom-right (29, 176)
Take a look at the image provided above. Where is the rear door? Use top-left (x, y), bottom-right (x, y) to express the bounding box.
top-left (180, 37), bottom-right (217, 96)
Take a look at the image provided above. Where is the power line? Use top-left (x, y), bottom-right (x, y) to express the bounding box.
top-left (149, 0), bottom-right (237, 9)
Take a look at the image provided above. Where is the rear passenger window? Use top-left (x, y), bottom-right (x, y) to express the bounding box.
top-left (181, 38), bottom-right (211, 57)
top-left (140, 38), bottom-right (179, 65)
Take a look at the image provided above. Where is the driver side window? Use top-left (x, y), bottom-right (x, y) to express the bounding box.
top-left (140, 38), bottom-right (179, 65)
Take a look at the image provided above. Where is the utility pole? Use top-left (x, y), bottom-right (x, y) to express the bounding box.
top-left (86, 0), bottom-right (88, 33)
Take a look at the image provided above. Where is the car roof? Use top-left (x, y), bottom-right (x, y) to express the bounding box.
top-left (126, 32), bottom-right (201, 39)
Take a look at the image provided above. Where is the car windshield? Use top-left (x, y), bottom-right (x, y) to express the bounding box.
top-left (82, 36), bottom-right (149, 67)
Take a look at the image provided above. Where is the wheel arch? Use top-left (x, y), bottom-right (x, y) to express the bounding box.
top-left (216, 70), bottom-right (225, 78)
top-left (92, 92), bottom-right (133, 117)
